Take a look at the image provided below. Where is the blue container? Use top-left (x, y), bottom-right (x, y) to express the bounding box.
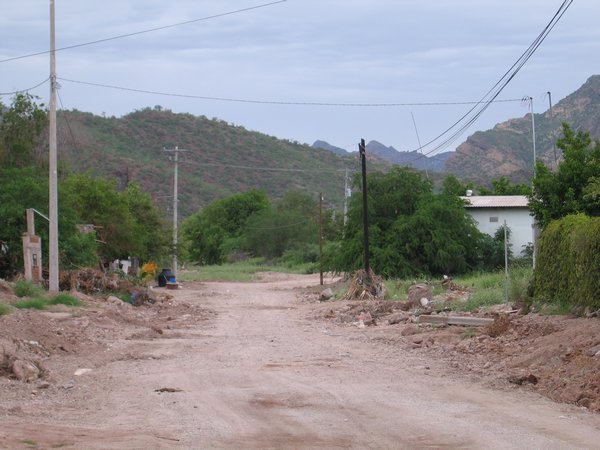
top-left (157, 268), bottom-right (174, 287)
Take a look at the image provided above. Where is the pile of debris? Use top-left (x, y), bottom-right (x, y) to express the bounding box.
top-left (59, 268), bottom-right (134, 294)
top-left (341, 269), bottom-right (385, 300)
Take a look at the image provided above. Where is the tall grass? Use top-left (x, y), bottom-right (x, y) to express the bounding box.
top-left (0, 303), bottom-right (11, 315)
top-left (14, 298), bottom-right (47, 310)
top-left (179, 258), bottom-right (313, 282)
top-left (451, 265), bottom-right (533, 311)
top-left (509, 265), bottom-right (533, 304)
top-left (48, 294), bottom-right (81, 307)
top-left (13, 280), bottom-right (45, 298)
top-left (381, 266), bottom-right (534, 311)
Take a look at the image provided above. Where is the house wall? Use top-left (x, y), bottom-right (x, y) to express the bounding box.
top-left (466, 207), bottom-right (533, 256)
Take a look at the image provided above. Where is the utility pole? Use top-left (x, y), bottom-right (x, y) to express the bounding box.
top-left (525, 96), bottom-right (539, 269)
top-left (411, 111), bottom-right (428, 180)
top-left (343, 168), bottom-right (350, 226)
top-left (504, 220), bottom-right (510, 304)
top-left (163, 146), bottom-right (188, 277)
top-left (358, 139), bottom-right (370, 277)
top-left (48, 0), bottom-right (59, 292)
top-left (524, 96), bottom-right (537, 178)
top-left (547, 91), bottom-right (558, 169)
top-left (319, 192), bottom-right (323, 286)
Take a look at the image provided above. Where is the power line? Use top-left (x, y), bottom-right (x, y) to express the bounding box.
top-left (56, 91), bottom-right (82, 155)
top-left (0, 0), bottom-right (287, 64)
top-left (244, 218), bottom-right (313, 230)
top-left (399, 0), bottom-right (573, 163)
top-left (0, 77), bottom-right (49, 96)
top-left (57, 77), bottom-right (523, 107)
top-left (196, 161), bottom-right (354, 174)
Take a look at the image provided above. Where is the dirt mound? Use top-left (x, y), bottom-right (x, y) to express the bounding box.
top-left (316, 294), bottom-right (600, 413)
top-left (0, 286), bottom-right (215, 387)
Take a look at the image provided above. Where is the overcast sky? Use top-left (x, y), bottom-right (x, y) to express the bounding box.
top-left (1, 0), bottom-right (598, 155)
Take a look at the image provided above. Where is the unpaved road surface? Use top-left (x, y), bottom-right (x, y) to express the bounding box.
top-left (2, 273), bottom-right (600, 449)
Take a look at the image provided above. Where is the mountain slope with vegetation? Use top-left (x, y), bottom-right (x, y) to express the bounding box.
top-left (56, 108), bottom-right (367, 217)
top-left (444, 75), bottom-right (600, 184)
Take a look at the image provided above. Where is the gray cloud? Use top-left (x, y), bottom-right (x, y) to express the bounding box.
top-left (1, 0), bottom-right (599, 153)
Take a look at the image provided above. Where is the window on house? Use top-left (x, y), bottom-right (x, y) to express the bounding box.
top-left (489, 216), bottom-right (499, 223)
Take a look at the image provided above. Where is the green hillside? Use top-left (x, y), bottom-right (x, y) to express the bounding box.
top-left (56, 108), bottom-right (369, 217)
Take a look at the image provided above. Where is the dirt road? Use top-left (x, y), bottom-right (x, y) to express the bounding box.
top-left (2, 273), bottom-right (600, 449)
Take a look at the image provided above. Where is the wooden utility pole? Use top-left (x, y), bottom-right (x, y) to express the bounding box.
top-left (48, 0), bottom-right (59, 292)
top-left (358, 139), bottom-right (370, 277)
top-left (319, 192), bottom-right (323, 285)
top-left (163, 146), bottom-right (188, 277)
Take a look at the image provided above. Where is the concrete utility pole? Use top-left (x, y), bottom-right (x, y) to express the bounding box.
top-left (547, 91), bottom-right (558, 169)
top-left (48, 0), bottom-right (59, 292)
top-left (343, 168), bottom-right (350, 226)
top-left (503, 220), bottom-right (510, 304)
top-left (525, 96), bottom-right (539, 269)
top-left (163, 146), bottom-right (188, 277)
top-left (319, 192), bottom-right (323, 286)
top-left (524, 96), bottom-right (537, 178)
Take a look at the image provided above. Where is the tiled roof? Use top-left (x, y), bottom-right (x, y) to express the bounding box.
top-left (459, 195), bottom-right (529, 208)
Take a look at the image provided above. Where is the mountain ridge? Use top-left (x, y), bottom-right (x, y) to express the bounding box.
top-left (443, 75), bottom-right (600, 183)
top-left (313, 75), bottom-right (600, 185)
top-left (53, 75), bottom-right (600, 218)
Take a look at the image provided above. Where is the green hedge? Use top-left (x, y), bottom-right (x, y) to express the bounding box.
top-left (534, 214), bottom-right (600, 309)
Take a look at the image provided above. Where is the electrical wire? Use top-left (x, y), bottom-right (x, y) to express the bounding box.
top-left (195, 161), bottom-right (353, 174)
top-left (244, 218), bottom-right (314, 230)
top-left (0, 1), bottom-right (287, 64)
top-left (57, 77), bottom-right (523, 107)
top-left (400, 0), bottom-right (573, 163)
top-left (57, 90), bottom-right (82, 155)
top-left (0, 77), bottom-right (49, 96)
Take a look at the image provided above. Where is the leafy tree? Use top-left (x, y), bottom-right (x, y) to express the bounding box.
top-left (0, 167), bottom-right (98, 278)
top-left (0, 93), bottom-right (47, 167)
top-left (0, 167), bottom-right (49, 278)
top-left (388, 195), bottom-right (487, 277)
top-left (480, 224), bottom-right (513, 270)
top-left (331, 167), bottom-right (431, 274)
top-left (529, 123), bottom-right (600, 227)
top-left (442, 174), bottom-right (474, 196)
top-left (350, 166), bottom-right (433, 234)
top-left (182, 189), bottom-right (270, 265)
top-left (327, 167), bottom-right (492, 277)
top-left (479, 176), bottom-right (531, 196)
top-left (243, 192), bottom-right (319, 259)
top-left (124, 183), bottom-right (171, 261)
top-left (61, 176), bottom-right (168, 265)
top-left (61, 173), bottom-right (138, 262)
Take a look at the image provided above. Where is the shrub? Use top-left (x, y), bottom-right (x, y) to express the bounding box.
top-left (509, 265), bottom-right (533, 304)
top-left (48, 294), bottom-right (81, 307)
top-left (14, 298), bottom-right (47, 310)
top-left (0, 303), bottom-right (11, 315)
top-left (534, 214), bottom-right (600, 310)
top-left (13, 280), bottom-right (45, 298)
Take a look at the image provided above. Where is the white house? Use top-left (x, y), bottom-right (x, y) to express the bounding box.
top-left (460, 195), bottom-right (534, 257)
